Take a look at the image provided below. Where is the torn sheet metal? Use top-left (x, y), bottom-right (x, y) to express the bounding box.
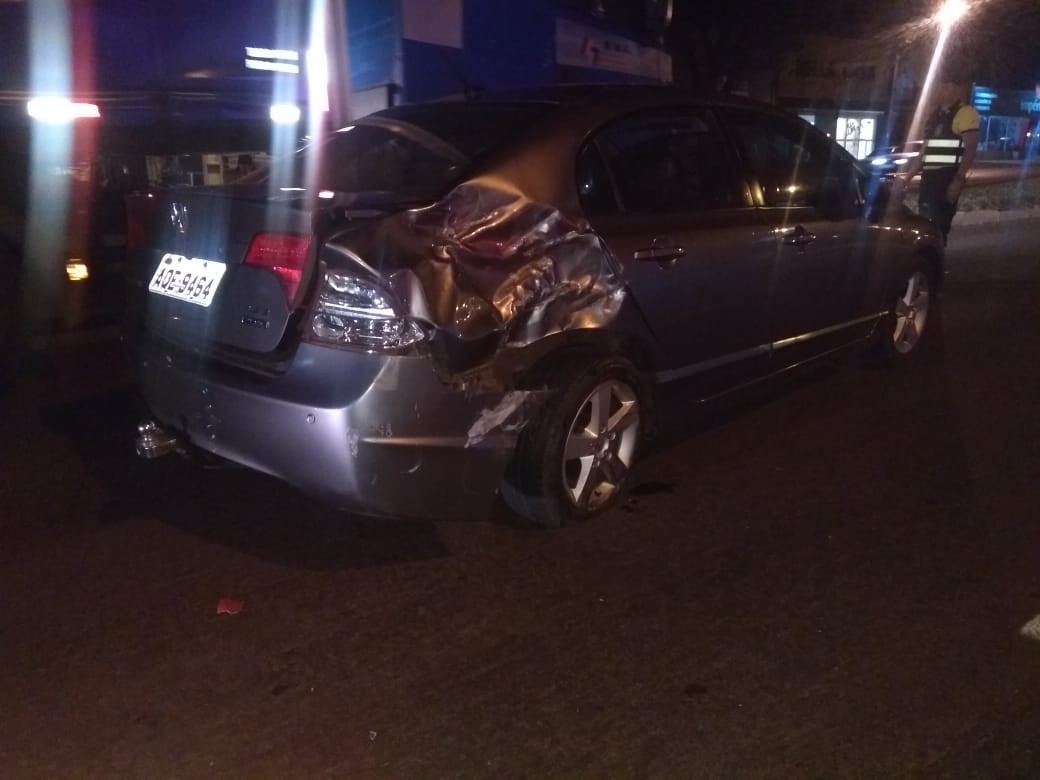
top-left (465, 390), bottom-right (543, 448)
top-left (324, 178), bottom-right (626, 352)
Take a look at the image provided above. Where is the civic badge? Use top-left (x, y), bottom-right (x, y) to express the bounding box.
top-left (170, 202), bottom-right (190, 234)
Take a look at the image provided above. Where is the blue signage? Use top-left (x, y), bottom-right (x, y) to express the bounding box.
top-left (972, 85), bottom-right (997, 113)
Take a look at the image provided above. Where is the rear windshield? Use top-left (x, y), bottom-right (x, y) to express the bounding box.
top-left (379, 102), bottom-right (556, 160)
top-left (266, 101), bottom-right (555, 204)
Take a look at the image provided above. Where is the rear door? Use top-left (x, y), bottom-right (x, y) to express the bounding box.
top-left (720, 108), bottom-right (883, 367)
top-left (579, 107), bottom-right (776, 397)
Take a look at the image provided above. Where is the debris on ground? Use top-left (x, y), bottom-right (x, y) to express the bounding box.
top-left (216, 598), bottom-right (244, 615)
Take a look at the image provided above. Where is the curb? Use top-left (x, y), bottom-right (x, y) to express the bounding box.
top-left (953, 208), bottom-right (1040, 226)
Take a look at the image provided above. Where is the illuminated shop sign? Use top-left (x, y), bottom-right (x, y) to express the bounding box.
top-left (555, 17), bottom-right (671, 81)
top-left (972, 86), bottom-right (997, 113)
top-left (244, 46), bottom-right (300, 74)
top-left (972, 86), bottom-right (1040, 116)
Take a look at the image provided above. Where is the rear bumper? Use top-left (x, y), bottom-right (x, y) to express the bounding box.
top-left (133, 340), bottom-right (527, 520)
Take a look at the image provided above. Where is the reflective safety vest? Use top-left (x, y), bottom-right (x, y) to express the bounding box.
top-left (922, 101), bottom-right (967, 170)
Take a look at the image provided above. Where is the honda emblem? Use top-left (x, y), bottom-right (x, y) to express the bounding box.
top-left (170, 202), bottom-right (189, 234)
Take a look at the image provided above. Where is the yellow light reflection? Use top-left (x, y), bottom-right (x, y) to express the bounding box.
top-left (65, 260), bottom-right (89, 282)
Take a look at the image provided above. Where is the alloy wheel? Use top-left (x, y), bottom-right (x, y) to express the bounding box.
top-left (561, 379), bottom-right (640, 511)
top-left (892, 270), bottom-right (931, 354)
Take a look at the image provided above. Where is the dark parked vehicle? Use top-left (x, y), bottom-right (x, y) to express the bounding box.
top-left (128, 86), bottom-right (944, 526)
top-left (864, 141), bottom-right (924, 176)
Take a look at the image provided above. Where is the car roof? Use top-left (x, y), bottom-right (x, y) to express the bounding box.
top-left (372, 83), bottom-right (768, 121)
top-left (364, 84), bottom-right (847, 216)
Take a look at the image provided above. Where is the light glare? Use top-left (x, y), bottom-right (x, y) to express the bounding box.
top-left (270, 104), bottom-right (302, 124)
top-left (306, 47), bottom-right (330, 113)
top-left (245, 47), bottom-right (299, 61)
top-left (935, 0), bottom-right (969, 27)
top-left (245, 59), bottom-right (300, 74)
top-left (27, 98), bottom-right (100, 123)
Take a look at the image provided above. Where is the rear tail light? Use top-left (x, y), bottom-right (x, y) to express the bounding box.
top-left (126, 217), bottom-right (146, 253)
top-left (309, 270), bottom-right (427, 351)
top-left (125, 192), bottom-right (156, 253)
top-left (243, 233), bottom-right (311, 301)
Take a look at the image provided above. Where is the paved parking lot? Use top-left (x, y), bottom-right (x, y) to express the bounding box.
top-left (1, 219), bottom-right (1038, 777)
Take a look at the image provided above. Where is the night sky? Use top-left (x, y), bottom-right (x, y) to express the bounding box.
top-left (670, 0), bottom-right (1040, 87)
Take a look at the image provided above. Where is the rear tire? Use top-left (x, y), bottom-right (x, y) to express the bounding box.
top-left (502, 355), bottom-right (646, 527)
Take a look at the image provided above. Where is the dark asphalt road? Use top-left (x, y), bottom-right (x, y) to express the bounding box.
top-left (1, 218), bottom-right (1039, 778)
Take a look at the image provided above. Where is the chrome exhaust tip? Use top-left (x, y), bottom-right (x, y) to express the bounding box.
top-left (136, 420), bottom-right (179, 459)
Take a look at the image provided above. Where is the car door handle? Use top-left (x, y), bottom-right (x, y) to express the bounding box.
top-left (783, 226), bottom-right (816, 247)
top-left (633, 245), bottom-right (686, 263)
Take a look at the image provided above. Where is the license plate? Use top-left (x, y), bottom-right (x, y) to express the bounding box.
top-left (148, 253), bottom-right (226, 307)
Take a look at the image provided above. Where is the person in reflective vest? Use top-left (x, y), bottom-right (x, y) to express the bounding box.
top-left (897, 73), bottom-right (980, 245)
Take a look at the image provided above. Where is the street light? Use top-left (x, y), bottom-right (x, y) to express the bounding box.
top-left (935, 0), bottom-right (969, 29)
top-left (884, 1), bottom-right (972, 148)
top-left (903, 0), bottom-right (972, 146)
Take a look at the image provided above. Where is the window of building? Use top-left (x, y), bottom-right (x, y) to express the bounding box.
top-left (836, 115), bottom-right (876, 160)
top-left (980, 115), bottom-right (1029, 153)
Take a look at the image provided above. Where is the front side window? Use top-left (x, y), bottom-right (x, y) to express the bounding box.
top-left (579, 109), bottom-right (742, 215)
top-left (725, 109), bottom-right (862, 211)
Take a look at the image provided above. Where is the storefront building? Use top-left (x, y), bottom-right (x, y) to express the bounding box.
top-left (971, 84), bottom-right (1040, 159)
top-left (341, 0), bottom-right (673, 115)
top-left (776, 34), bottom-right (1040, 163)
top-left (776, 35), bottom-right (893, 159)
top-left (3, 0), bottom-right (673, 189)
top-left (1, 0), bottom-right (674, 296)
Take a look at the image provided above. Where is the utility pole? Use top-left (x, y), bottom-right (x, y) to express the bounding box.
top-left (884, 50), bottom-right (901, 147)
top-left (325, 0), bottom-right (353, 128)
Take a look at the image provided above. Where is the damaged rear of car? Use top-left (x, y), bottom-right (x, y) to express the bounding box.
top-left (126, 96), bottom-right (645, 524)
top-left (127, 87), bottom-right (944, 526)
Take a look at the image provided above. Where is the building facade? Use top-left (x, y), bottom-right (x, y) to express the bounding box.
top-left (775, 34), bottom-right (1039, 162)
top-left (343, 0), bottom-right (673, 116)
top-left (971, 84), bottom-right (1040, 159)
top-left (776, 35), bottom-right (898, 159)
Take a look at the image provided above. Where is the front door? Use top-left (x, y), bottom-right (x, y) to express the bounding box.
top-left (720, 108), bottom-right (883, 368)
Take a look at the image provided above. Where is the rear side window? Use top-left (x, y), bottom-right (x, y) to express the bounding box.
top-left (381, 102), bottom-right (556, 161)
top-left (578, 109), bottom-right (743, 215)
top-left (724, 109), bottom-right (862, 210)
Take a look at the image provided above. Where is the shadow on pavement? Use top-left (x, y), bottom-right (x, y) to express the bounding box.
top-left (37, 385), bottom-right (450, 571)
